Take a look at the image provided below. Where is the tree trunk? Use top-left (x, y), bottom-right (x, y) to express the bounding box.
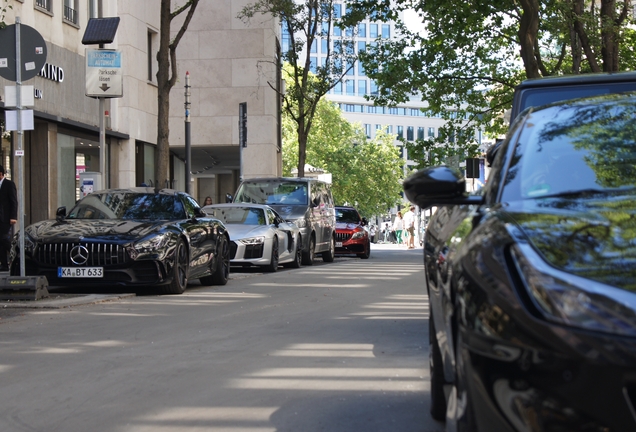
top-left (572, 0), bottom-right (602, 72)
top-left (600, 0), bottom-right (619, 72)
top-left (518, 0), bottom-right (541, 79)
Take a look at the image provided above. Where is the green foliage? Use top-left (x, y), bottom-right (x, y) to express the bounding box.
top-left (342, 0), bottom-right (636, 170)
top-left (282, 76), bottom-right (403, 218)
top-left (0, 0), bottom-right (12, 29)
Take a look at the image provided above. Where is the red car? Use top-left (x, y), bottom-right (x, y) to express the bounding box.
top-left (334, 206), bottom-right (370, 259)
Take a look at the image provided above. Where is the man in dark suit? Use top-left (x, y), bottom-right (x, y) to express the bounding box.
top-left (0, 166), bottom-right (17, 271)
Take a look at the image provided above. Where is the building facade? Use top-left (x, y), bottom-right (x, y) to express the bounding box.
top-left (0, 0), bottom-right (281, 226)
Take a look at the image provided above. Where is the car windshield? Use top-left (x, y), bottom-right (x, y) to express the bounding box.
top-left (206, 207), bottom-right (266, 225)
top-left (67, 193), bottom-right (187, 220)
top-left (501, 94), bottom-right (636, 202)
top-left (336, 208), bottom-right (360, 223)
top-left (234, 181), bottom-right (308, 205)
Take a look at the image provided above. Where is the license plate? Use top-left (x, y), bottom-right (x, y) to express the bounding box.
top-left (336, 242), bottom-right (343, 247)
top-left (58, 267), bottom-right (104, 278)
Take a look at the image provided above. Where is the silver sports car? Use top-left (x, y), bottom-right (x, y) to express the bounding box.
top-left (202, 203), bottom-right (302, 272)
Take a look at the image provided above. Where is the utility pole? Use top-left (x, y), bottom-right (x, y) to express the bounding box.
top-left (184, 71), bottom-right (192, 194)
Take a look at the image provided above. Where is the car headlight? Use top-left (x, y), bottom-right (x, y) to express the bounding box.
top-left (292, 218), bottom-right (307, 228)
top-left (352, 229), bottom-right (367, 239)
top-left (239, 236), bottom-right (265, 245)
top-left (134, 234), bottom-right (170, 254)
top-left (511, 243), bottom-right (636, 337)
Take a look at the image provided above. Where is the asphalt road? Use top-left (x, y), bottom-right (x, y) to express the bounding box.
top-left (0, 243), bottom-right (444, 432)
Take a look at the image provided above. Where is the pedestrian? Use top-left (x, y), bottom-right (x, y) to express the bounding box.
top-left (403, 205), bottom-right (416, 249)
top-left (369, 224), bottom-right (377, 243)
top-left (203, 196), bottom-right (212, 206)
top-left (0, 166), bottom-right (17, 271)
top-left (393, 211), bottom-right (404, 244)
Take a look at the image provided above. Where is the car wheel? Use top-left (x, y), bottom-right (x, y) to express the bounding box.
top-left (162, 238), bottom-right (188, 294)
top-left (360, 240), bottom-right (370, 259)
top-left (201, 234), bottom-right (230, 286)
top-left (322, 236), bottom-right (335, 262)
top-left (284, 236), bottom-right (302, 269)
top-left (430, 317), bottom-right (447, 421)
top-left (446, 330), bottom-right (476, 431)
top-left (264, 237), bottom-right (279, 272)
top-left (302, 235), bottom-right (315, 266)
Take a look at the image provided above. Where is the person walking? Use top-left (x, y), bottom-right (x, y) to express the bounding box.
top-left (393, 211), bottom-right (404, 244)
top-left (0, 166), bottom-right (17, 271)
top-left (403, 205), bottom-right (416, 249)
top-left (203, 196), bottom-right (213, 206)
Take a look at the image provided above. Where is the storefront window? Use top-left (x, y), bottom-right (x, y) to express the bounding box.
top-left (58, 133), bottom-right (107, 210)
top-left (0, 134), bottom-right (10, 182)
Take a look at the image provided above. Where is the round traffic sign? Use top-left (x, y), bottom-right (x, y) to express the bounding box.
top-left (0, 23), bottom-right (48, 82)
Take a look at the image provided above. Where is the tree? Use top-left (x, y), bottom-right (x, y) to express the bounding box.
top-left (0, 0), bottom-right (11, 29)
top-left (343, 0), bottom-right (636, 170)
top-left (282, 81), bottom-right (403, 218)
top-left (155, 0), bottom-right (199, 189)
top-left (238, 0), bottom-right (356, 178)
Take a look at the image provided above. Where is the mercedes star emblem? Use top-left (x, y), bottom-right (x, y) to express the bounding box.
top-left (70, 245), bottom-right (89, 265)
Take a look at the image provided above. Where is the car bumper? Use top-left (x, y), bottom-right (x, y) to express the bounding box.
top-left (460, 321), bottom-right (636, 431)
top-left (229, 240), bottom-right (270, 266)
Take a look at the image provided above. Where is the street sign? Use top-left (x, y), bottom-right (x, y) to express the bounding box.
top-left (0, 24), bottom-right (47, 82)
top-left (85, 49), bottom-right (123, 98)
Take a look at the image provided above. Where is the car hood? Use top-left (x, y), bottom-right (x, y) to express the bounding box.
top-left (336, 222), bottom-right (362, 231)
top-left (507, 192), bottom-right (636, 291)
top-left (224, 224), bottom-right (268, 240)
top-left (267, 205), bottom-right (308, 221)
top-left (25, 219), bottom-right (172, 243)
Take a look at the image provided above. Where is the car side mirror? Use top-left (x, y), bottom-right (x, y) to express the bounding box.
top-left (403, 166), bottom-right (484, 209)
top-left (55, 206), bottom-right (67, 221)
top-left (361, 218), bottom-right (368, 226)
top-left (225, 193), bottom-right (233, 203)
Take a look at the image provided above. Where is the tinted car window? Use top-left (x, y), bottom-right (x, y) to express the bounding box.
top-left (336, 208), bottom-right (361, 223)
top-left (501, 95), bottom-right (636, 202)
top-left (206, 207), bottom-right (266, 225)
top-left (234, 181), bottom-right (308, 205)
top-left (67, 193), bottom-right (186, 220)
top-left (519, 82), bottom-right (636, 117)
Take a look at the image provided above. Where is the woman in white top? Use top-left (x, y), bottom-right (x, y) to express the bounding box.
top-left (393, 211), bottom-right (404, 244)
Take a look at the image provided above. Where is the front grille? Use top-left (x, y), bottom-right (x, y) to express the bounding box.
top-left (336, 232), bottom-right (352, 242)
top-left (244, 243), bottom-right (264, 259)
top-left (35, 242), bottom-right (128, 267)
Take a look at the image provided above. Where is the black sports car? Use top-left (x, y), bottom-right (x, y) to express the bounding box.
top-left (10, 188), bottom-right (231, 294)
top-left (404, 93), bottom-right (636, 431)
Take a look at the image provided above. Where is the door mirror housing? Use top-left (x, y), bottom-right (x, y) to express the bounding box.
top-left (403, 166), bottom-right (484, 209)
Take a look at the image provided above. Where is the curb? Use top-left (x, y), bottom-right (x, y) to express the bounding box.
top-left (1, 293), bottom-right (136, 309)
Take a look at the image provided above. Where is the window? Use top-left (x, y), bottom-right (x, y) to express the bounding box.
top-left (358, 61), bottom-right (365, 76)
top-left (411, 109), bottom-right (420, 116)
top-left (370, 24), bottom-right (378, 38)
top-left (334, 26), bottom-right (342, 36)
top-left (345, 27), bottom-right (353, 37)
top-left (147, 29), bottom-right (158, 82)
top-left (310, 39), bottom-right (317, 53)
top-left (418, 127), bottom-right (425, 140)
top-left (333, 4), bottom-right (342, 18)
top-left (385, 125), bottom-right (393, 134)
top-left (370, 80), bottom-right (378, 96)
top-left (407, 126), bottom-right (414, 141)
top-left (321, 39), bottom-right (328, 53)
top-left (358, 23), bottom-right (366, 38)
top-left (64, 0), bottom-right (78, 24)
top-left (382, 24), bottom-right (390, 38)
top-left (88, 0), bottom-right (98, 18)
top-left (358, 41), bottom-right (366, 53)
top-left (346, 62), bottom-right (354, 75)
top-left (365, 124), bottom-right (371, 138)
top-left (358, 80), bottom-right (367, 96)
top-left (397, 126), bottom-right (404, 139)
top-left (428, 127), bottom-right (436, 138)
top-left (310, 57), bottom-right (317, 73)
top-left (346, 80), bottom-right (355, 96)
top-left (282, 27), bottom-right (292, 53)
top-left (375, 124), bottom-right (382, 131)
top-left (36, 0), bottom-right (52, 13)
top-left (334, 82), bottom-right (342, 95)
